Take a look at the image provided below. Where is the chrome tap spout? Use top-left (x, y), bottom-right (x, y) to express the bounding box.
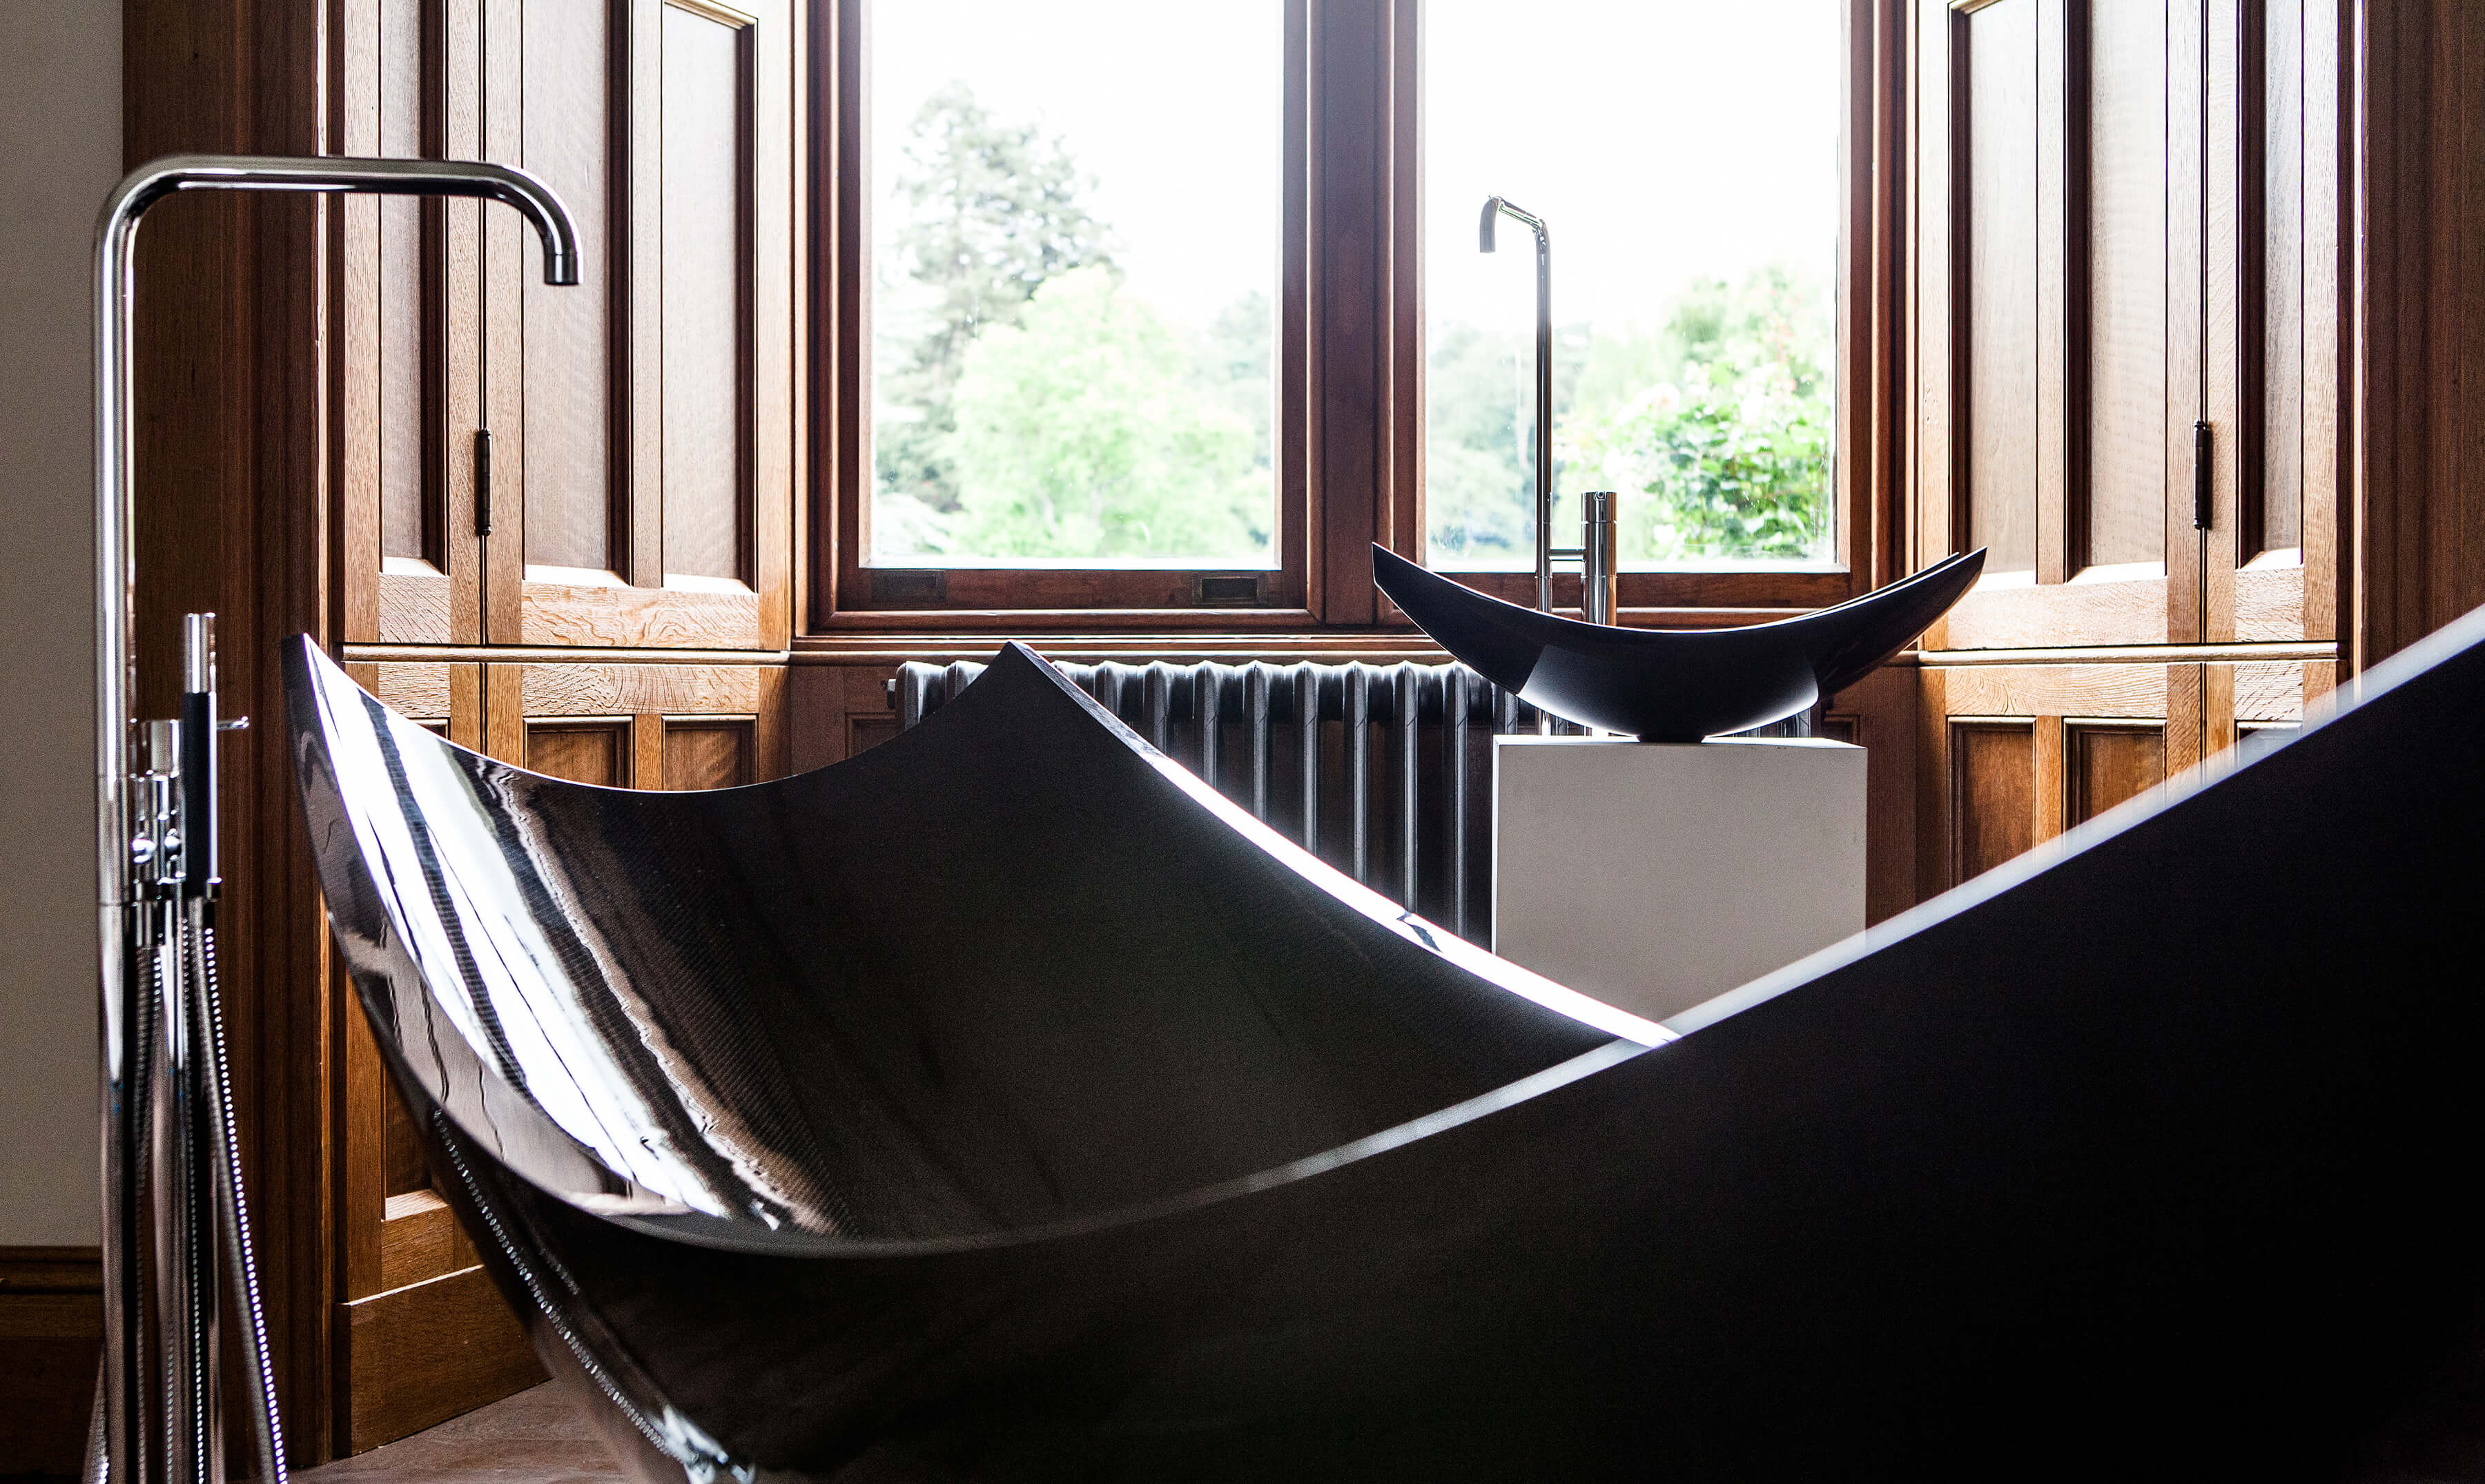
top-left (91, 153), bottom-right (580, 1484)
top-left (1480, 196), bottom-right (1555, 612)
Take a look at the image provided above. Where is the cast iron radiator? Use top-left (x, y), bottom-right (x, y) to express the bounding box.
top-left (897, 660), bottom-right (1578, 943)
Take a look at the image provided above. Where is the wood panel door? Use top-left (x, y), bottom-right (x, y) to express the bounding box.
top-left (339, 0), bottom-right (487, 646)
top-left (481, 0), bottom-right (795, 651)
top-left (1911, 0), bottom-right (2345, 893)
top-left (1918, 0), bottom-right (2203, 650)
top-left (483, 661), bottom-right (790, 785)
top-left (336, 0), bottom-right (797, 652)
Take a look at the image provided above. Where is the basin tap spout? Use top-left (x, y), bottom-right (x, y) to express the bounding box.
top-left (1481, 196), bottom-right (1555, 613)
top-left (90, 153), bottom-right (580, 1484)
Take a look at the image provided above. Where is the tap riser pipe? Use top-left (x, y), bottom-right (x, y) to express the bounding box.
top-left (91, 153), bottom-right (581, 1484)
top-left (1480, 197), bottom-right (1555, 612)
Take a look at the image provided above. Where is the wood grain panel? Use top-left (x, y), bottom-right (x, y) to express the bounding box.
top-left (518, 577), bottom-right (761, 647)
top-left (1916, 0), bottom-right (1961, 574)
top-left (377, 1190), bottom-right (480, 1294)
top-left (2300, 0), bottom-right (2343, 647)
top-left (374, 661), bottom-right (454, 720)
top-left (2233, 660), bottom-right (2306, 723)
top-left (1965, 0), bottom-right (2040, 574)
top-left (383, 1081), bottom-right (429, 1198)
top-left (1941, 571), bottom-right (2172, 647)
top-left (1937, 661), bottom-right (2170, 719)
top-left (344, 1266), bottom-right (545, 1454)
top-left (0, 1247), bottom-right (102, 1476)
top-left (2163, 0), bottom-right (2205, 645)
top-left (661, 3), bottom-right (750, 584)
top-left (1950, 721), bottom-right (2034, 880)
top-left (2202, 0), bottom-right (2244, 647)
top-left (520, 662), bottom-right (770, 715)
top-left (2235, 559), bottom-right (2306, 639)
top-left (2068, 722), bottom-right (2165, 823)
top-left (378, 0), bottom-right (428, 564)
top-left (377, 568), bottom-right (455, 643)
top-left (2083, 0), bottom-right (2168, 570)
top-left (663, 719), bottom-right (754, 790)
top-left (527, 722), bottom-right (626, 785)
top-left (2261, 0), bottom-right (2305, 555)
top-left (520, 0), bottom-right (617, 572)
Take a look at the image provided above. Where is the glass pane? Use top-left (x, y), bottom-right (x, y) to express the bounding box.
top-left (867, 1), bottom-right (1282, 569)
top-left (1424, 1), bottom-right (1843, 571)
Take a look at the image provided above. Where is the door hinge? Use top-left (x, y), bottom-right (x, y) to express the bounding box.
top-left (2192, 420), bottom-right (2212, 530)
top-left (474, 427), bottom-right (494, 536)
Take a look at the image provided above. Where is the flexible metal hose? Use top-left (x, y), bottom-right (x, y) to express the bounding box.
top-left (188, 915), bottom-right (287, 1484)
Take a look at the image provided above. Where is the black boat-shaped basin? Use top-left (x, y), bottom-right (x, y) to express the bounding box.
top-left (1372, 543), bottom-right (1985, 739)
top-left (288, 623), bottom-right (2485, 1480)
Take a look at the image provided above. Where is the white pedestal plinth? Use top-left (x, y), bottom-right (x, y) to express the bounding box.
top-left (1493, 736), bottom-right (1866, 1024)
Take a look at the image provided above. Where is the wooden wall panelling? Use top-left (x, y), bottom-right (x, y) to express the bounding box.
top-left (1964, 0), bottom-right (2040, 577)
top-left (789, 661), bottom-right (900, 772)
top-left (0, 1247), bottom-right (104, 1476)
top-left (1307, 0), bottom-right (1392, 627)
top-left (2203, 0), bottom-right (2244, 644)
top-left (2300, 0), bottom-right (2346, 650)
top-left (2163, 0), bottom-right (2206, 646)
top-left (1921, 656), bottom-right (2182, 888)
top-left (1826, 661), bottom-right (1923, 926)
top-left (333, 662), bottom-right (526, 1454)
top-left (482, 0), bottom-right (792, 653)
top-left (126, 0), bottom-right (342, 1458)
top-left (1949, 719), bottom-right (2036, 881)
top-left (1914, 0), bottom-right (1960, 589)
top-left (340, 1268), bottom-right (544, 1455)
top-left (2353, 0), bottom-right (2485, 668)
top-left (2067, 721), bottom-right (2168, 823)
top-left (487, 661), bottom-right (788, 788)
top-left (1925, 0), bottom-right (2194, 650)
top-left (2084, 0), bottom-right (2170, 574)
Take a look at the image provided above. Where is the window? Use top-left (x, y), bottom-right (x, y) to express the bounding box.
top-left (1421, 0), bottom-right (1845, 575)
top-left (815, 0), bottom-right (1890, 626)
top-left (866, 2), bottom-right (1283, 571)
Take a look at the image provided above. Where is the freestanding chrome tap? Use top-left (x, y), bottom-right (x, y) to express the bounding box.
top-left (1479, 195), bottom-right (1617, 627)
top-left (91, 154), bottom-right (578, 1484)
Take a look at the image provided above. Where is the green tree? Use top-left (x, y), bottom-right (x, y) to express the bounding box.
top-left (878, 83), bottom-right (1115, 515)
top-left (1557, 265), bottom-right (1833, 563)
top-left (947, 269), bottom-right (1271, 561)
top-left (1422, 322), bottom-right (1591, 565)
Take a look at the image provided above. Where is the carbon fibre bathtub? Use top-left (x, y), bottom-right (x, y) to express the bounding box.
top-left (287, 629), bottom-right (2485, 1481)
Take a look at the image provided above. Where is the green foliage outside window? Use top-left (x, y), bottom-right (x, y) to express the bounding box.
top-left (1561, 265), bottom-right (1833, 563)
top-left (1425, 265), bottom-right (1835, 567)
top-left (873, 86), bottom-right (1827, 569)
top-left (944, 269), bottom-right (1273, 560)
top-left (875, 86), bottom-right (1275, 563)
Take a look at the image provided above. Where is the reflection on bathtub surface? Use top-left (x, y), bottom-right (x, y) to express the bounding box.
top-left (290, 624), bottom-right (2485, 1481)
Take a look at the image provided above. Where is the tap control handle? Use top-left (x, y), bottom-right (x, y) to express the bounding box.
top-left (179, 614), bottom-right (219, 900)
top-left (1583, 491), bottom-right (1619, 627)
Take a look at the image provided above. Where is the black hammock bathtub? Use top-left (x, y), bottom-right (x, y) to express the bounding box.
top-left (286, 625), bottom-right (2485, 1483)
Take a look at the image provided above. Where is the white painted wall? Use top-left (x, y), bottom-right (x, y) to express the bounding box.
top-left (0, 1), bottom-right (121, 1246)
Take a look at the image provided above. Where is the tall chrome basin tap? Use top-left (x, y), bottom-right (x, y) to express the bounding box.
top-left (1479, 195), bottom-right (1617, 626)
top-left (91, 153), bottom-right (578, 1484)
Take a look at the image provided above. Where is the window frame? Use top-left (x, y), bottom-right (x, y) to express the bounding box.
top-left (805, 0), bottom-right (1904, 633)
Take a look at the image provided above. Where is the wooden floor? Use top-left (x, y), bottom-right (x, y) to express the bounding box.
top-left (296, 1385), bottom-right (623, 1484)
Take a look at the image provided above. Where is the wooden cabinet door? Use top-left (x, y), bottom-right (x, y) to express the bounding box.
top-left (479, 0), bottom-right (795, 652)
top-left (1910, 0), bottom-right (2343, 892)
top-left (339, 0), bottom-right (488, 646)
top-left (1916, 0), bottom-right (2203, 652)
top-left (483, 661), bottom-right (790, 786)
